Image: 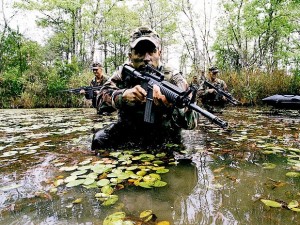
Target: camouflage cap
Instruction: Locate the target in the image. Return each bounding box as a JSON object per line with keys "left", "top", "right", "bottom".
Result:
{"left": 209, "top": 66, "right": 219, "bottom": 73}
{"left": 91, "top": 62, "right": 103, "bottom": 70}
{"left": 129, "top": 26, "right": 161, "bottom": 49}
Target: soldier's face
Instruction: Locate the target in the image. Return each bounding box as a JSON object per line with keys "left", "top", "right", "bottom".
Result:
{"left": 129, "top": 41, "right": 161, "bottom": 69}
{"left": 93, "top": 68, "right": 103, "bottom": 78}
{"left": 209, "top": 72, "right": 218, "bottom": 81}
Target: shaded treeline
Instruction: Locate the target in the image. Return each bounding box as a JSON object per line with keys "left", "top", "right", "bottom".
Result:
{"left": 0, "top": 0, "right": 299, "bottom": 108}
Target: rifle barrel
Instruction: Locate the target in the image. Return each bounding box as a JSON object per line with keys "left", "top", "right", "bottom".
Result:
{"left": 189, "top": 103, "right": 228, "bottom": 128}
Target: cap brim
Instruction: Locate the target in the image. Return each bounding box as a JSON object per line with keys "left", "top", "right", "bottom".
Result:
{"left": 130, "top": 37, "right": 159, "bottom": 49}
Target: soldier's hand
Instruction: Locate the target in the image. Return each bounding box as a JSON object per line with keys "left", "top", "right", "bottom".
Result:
{"left": 79, "top": 89, "right": 86, "bottom": 94}
{"left": 122, "top": 85, "right": 147, "bottom": 104}
{"left": 153, "top": 84, "right": 172, "bottom": 107}
{"left": 207, "top": 88, "right": 216, "bottom": 94}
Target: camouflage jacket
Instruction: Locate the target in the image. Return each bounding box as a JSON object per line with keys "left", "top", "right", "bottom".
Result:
{"left": 199, "top": 77, "right": 227, "bottom": 96}
{"left": 96, "top": 63, "right": 198, "bottom": 130}
{"left": 87, "top": 75, "right": 109, "bottom": 108}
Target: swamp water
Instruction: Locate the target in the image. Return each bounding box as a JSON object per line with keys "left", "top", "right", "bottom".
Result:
{"left": 0, "top": 107, "right": 299, "bottom": 225}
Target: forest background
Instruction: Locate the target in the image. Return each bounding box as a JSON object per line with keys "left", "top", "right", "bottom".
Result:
{"left": 0, "top": 0, "right": 299, "bottom": 108}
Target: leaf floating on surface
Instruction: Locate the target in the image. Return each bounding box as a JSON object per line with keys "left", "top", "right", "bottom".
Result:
{"left": 97, "top": 179, "right": 110, "bottom": 187}
{"left": 64, "top": 176, "right": 77, "bottom": 183}
{"left": 140, "top": 209, "right": 153, "bottom": 222}
{"left": 290, "top": 208, "right": 300, "bottom": 212}
{"left": 101, "top": 185, "right": 114, "bottom": 195}
{"left": 286, "top": 172, "right": 300, "bottom": 178}
{"left": 59, "top": 166, "right": 78, "bottom": 172}
{"left": 103, "top": 212, "right": 126, "bottom": 225}
{"left": 262, "top": 163, "right": 276, "bottom": 169}
{"left": 102, "top": 195, "right": 119, "bottom": 206}
{"left": 288, "top": 200, "right": 299, "bottom": 209}
{"left": 66, "top": 179, "right": 85, "bottom": 187}
{"left": 72, "top": 198, "right": 82, "bottom": 204}
{"left": 261, "top": 199, "right": 282, "bottom": 208}
{"left": 156, "top": 169, "right": 169, "bottom": 174}
{"left": 138, "top": 182, "right": 152, "bottom": 189}
{"left": 153, "top": 180, "right": 167, "bottom": 187}
{"left": 71, "top": 170, "right": 87, "bottom": 176}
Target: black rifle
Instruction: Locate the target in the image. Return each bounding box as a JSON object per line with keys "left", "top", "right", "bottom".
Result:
{"left": 122, "top": 64, "right": 228, "bottom": 128}
{"left": 203, "top": 80, "right": 239, "bottom": 105}
{"left": 62, "top": 86, "right": 102, "bottom": 99}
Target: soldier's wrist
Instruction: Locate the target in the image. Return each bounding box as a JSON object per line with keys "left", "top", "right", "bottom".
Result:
{"left": 112, "top": 89, "right": 127, "bottom": 109}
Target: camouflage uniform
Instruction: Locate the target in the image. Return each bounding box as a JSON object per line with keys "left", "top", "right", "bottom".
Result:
{"left": 85, "top": 76, "right": 106, "bottom": 108}
{"left": 199, "top": 69, "right": 228, "bottom": 112}
{"left": 85, "top": 63, "right": 109, "bottom": 114}
{"left": 91, "top": 63, "right": 198, "bottom": 151}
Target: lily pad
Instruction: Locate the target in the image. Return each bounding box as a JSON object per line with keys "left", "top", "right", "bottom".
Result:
{"left": 262, "top": 163, "right": 276, "bottom": 169}
{"left": 156, "top": 169, "right": 169, "bottom": 174}
{"left": 152, "top": 180, "right": 167, "bottom": 187}
{"left": 261, "top": 199, "right": 282, "bottom": 208}
{"left": 97, "top": 179, "right": 110, "bottom": 187}
{"left": 286, "top": 172, "right": 300, "bottom": 178}
{"left": 288, "top": 200, "right": 299, "bottom": 209}
{"left": 101, "top": 185, "right": 114, "bottom": 195}
{"left": 71, "top": 170, "right": 87, "bottom": 176}
{"left": 59, "top": 166, "right": 78, "bottom": 172}
{"left": 102, "top": 195, "right": 119, "bottom": 206}
{"left": 103, "top": 212, "right": 126, "bottom": 225}
{"left": 66, "top": 179, "right": 85, "bottom": 187}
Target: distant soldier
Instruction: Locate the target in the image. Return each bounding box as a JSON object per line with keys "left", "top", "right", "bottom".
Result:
{"left": 199, "top": 66, "right": 228, "bottom": 112}
{"left": 80, "top": 62, "right": 109, "bottom": 114}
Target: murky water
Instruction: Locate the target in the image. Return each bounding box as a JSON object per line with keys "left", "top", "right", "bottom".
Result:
{"left": 0, "top": 107, "right": 299, "bottom": 225}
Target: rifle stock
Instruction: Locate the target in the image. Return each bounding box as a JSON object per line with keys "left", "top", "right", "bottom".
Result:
{"left": 122, "top": 64, "right": 228, "bottom": 128}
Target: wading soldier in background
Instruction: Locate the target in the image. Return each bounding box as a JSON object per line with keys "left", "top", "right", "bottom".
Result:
{"left": 91, "top": 26, "right": 198, "bottom": 153}
{"left": 198, "top": 66, "right": 228, "bottom": 113}
{"left": 80, "top": 62, "right": 109, "bottom": 114}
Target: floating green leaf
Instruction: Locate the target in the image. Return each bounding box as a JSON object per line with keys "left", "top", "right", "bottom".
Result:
{"left": 101, "top": 185, "right": 114, "bottom": 195}
{"left": 138, "top": 182, "right": 152, "bottom": 188}
{"left": 97, "top": 179, "right": 110, "bottom": 187}
{"left": 153, "top": 180, "right": 167, "bottom": 187}
{"left": 261, "top": 199, "right": 282, "bottom": 208}
{"left": 288, "top": 200, "right": 299, "bottom": 209}
{"left": 156, "top": 169, "right": 169, "bottom": 174}
{"left": 102, "top": 195, "right": 119, "bottom": 206}
{"left": 66, "top": 179, "right": 85, "bottom": 187}
{"left": 71, "top": 170, "right": 87, "bottom": 176}
{"left": 262, "top": 163, "right": 276, "bottom": 169}
{"left": 64, "top": 176, "right": 77, "bottom": 183}
{"left": 140, "top": 209, "right": 153, "bottom": 222}
{"left": 59, "top": 166, "right": 78, "bottom": 172}
{"left": 290, "top": 208, "right": 300, "bottom": 212}
{"left": 286, "top": 172, "right": 300, "bottom": 178}
{"left": 83, "top": 177, "right": 95, "bottom": 185}
{"left": 103, "top": 212, "right": 126, "bottom": 225}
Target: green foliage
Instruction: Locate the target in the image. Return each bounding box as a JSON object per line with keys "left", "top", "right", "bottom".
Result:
{"left": 214, "top": 0, "right": 300, "bottom": 72}
{"left": 221, "top": 69, "right": 298, "bottom": 106}
{"left": 0, "top": 69, "right": 24, "bottom": 107}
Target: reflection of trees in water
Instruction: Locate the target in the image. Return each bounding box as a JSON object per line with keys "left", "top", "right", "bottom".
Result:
{"left": 172, "top": 154, "right": 238, "bottom": 225}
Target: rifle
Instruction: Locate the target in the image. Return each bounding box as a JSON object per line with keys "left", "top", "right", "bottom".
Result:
{"left": 62, "top": 86, "right": 102, "bottom": 99}
{"left": 122, "top": 64, "right": 228, "bottom": 129}
{"left": 203, "top": 80, "right": 240, "bottom": 105}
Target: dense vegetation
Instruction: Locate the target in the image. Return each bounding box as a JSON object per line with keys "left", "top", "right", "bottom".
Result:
{"left": 0, "top": 0, "right": 299, "bottom": 108}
